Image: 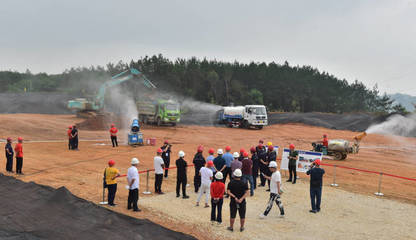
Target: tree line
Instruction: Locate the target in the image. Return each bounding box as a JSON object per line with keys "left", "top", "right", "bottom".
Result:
{"left": 0, "top": 54, "right": 407, "bottom": 114}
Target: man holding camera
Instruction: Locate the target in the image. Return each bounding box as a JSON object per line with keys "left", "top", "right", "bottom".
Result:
{"left": 306, "top": 159, "right": 325, "bottom": 213}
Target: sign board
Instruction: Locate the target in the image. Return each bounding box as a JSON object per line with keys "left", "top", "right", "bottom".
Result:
{"left": 280, "top": 148, "right": 322, "bottom": 173}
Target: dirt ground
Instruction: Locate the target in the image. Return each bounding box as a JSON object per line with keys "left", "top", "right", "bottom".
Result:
{"left": 1, "top": 114, "right": 416, "bottom": 239}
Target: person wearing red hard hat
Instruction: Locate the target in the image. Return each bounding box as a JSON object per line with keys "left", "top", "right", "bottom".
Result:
{"left": 67, "top": 126, "right": 73, "bottom": 150}
{"left": 250, "top": 147, "right": 260, "bottom": 190}
{"left": 222, "top": 146, "right": 234, "bottom": 185}
{"left": 104, "top": 159, "right": 120, "bottom": 206}
{"left": 256, "top": 142, "right": 267, "bottom": 188}
{"left": 196, "top": 157, "right": 213, "bottom": 207}
{"left": 5, "top": 137, "right": 14, "bottom": 173}
{"left": 154, "top": 148, "right": 165, "bottom": 194}
{"left": 160, "top": 140, "right": 172, "bottom": 178}
{"left": 14, "top": 137, "right": 24, "bottom": 174}
{"left": 241, "top": 151, "right": 254, "bottom": 196}
{"left": 287, "top": 144, "right": 299, "bottom": 184}
{"left": 70, "top": 125, "right": 79, "bottom": 150}
{"left": 306, "top": 158, "right": 325, "bottom": 213}
{"left": 109, "top": 124, "right": 118, "bottom": 148}
{"left": 206, "top": 148, "right": 215, "bottom": 165}
{"left": 238, "top": 148, "right": 245, "bottom": 162}
{"left": 193, "top": 145, "right": 206, "bottom": 193}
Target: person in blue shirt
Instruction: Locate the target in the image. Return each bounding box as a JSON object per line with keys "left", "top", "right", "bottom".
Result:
{"left": 213, "top": 149, "right": 226, "bottom": 180}
{"left": 5, "top": 137, "right": 14, "bottom": 172}
{"left": 222, "top": 146, "right": 234, "bottom": 184}
{"left": 306, "top": 159, "right": 325, "bottom": 213}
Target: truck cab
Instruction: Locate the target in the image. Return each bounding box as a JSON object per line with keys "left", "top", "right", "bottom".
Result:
{"left": 244, "top": 105, "right": 268, "bottom": 129}
{"left": 158, "top": 100, "right": 181, "bottom": 126}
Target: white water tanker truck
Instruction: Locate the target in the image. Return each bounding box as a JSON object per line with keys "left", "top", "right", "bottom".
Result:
{"left": 218, "top": 105, "right": 268, "bottom": 129}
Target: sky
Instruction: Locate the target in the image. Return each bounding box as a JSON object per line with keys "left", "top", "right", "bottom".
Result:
{"left": 1, "top": 0, "right": 415, "bottom": 94}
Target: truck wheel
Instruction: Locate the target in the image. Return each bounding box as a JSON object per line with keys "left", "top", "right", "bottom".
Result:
{"left": 334, "top": 152, "right": 343, "bottom": 160}
{"left": 157, "top": 118, "right": 161, "bottom": 126}
{"left": 341, "top": 153, "right": 347, "bottom": 160}
{"left": 171, "top": 122, "right": 176, "bottom": 127}
{"left": 257, "top": 126, "right": 263, "bottom": 130}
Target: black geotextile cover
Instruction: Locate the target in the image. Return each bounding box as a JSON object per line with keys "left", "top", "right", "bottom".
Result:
{"left": 0, "top": 174, "right": 196, "bottom": 240}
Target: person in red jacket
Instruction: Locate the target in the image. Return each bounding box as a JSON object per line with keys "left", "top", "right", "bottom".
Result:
{"left": 210, "top": 171, "right": 225, "bottom": 224}
{"left": 109, "top": 124, "right": 118, "bottom": 147}
{"left": 67, "top": 126, "right": 73, "bottom": 150}
{"left": 15, "top": 137, "right": 24, "bottom": 175}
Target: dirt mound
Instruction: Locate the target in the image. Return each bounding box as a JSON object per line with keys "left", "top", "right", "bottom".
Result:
{"left": 0, "top": 92, "right": 75, "bottom": 114}
{"left": 268, "top": 112, "right": 388, "bottom": 132}
{"left": 0, "top": 174, "right": 196, "bottom": 240}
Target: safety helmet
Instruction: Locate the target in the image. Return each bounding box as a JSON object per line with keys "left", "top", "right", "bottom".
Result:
{"left": 157, "top": 148, "right": 163, "bottom": 153}
{"left": 17, "top": 137, "right": 23, "bottom": 141}
{"left": 258, "top": 143, "right": 263, "bottom": 148}
{"left": 217, "top": 149, "right": 223, "bottom": 155}
{"left": 243, "top": 152, "right": 249, "bottom": 158}
{"left": 289, "top": 144, "right": 295, "bottom": 150}
{"left": 240, "top": 148, "right": 245, "bottom": 153}
{"left": 250, "top": 147, "right": 256, "bottom": 153}
{"left": 267, "top": 142, "right": 273, "bottom": 146}
{"left": 7, "top": 137, "right": 12, "bottom": 142}
{"left": 233, "top": 169, "right": 242, "bottom": 177}
{"left": 225, "top": 146, "right": 231, "bottom": 152}
{"left": 111, "top": 123, "right": 115, "bottom": 127}
{"left": 131, "top": 158, "right": 139, "bottom": 165}
{"left": 233, "top": 152, "right": 239, "bottom": 158}
{"left": 164, "top": 140, "right": 169, "bottom": 144}
{"left": 108, "top": 159, "right": 115, "bottom": 166}
{"left": 314, "top": 159, "right": 321, "bottom": 165}
{"left": 268, "top": 161, "right": 278, "bottom": 168}
{"left": 323, "top": 134, "right": 328, "bottom": 138}
{"left": 208, "top": 148, "right": 215, "bottom": 154}
{"left": 197, "top": 145, "right": 204, "bottom": 153}
{"left": 259, "top": 139, "right": 264, "bottom": 144}
{"left": 179, "top": 150, "right": 185, "bottom": 157}
{"left": 268, "top": 145, "right": 274, "bottom": 151}
{"left": 68, "top": 126, "right": 72, "bottom": 129}
{"left": 207, "top": 161, "right": 214, "bottom": 167}
{"left": 215, "top": 171, "right": 223, "bottom": 180}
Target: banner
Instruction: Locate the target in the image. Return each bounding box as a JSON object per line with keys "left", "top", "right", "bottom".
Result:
{"left": 280, "top": 148, "right": 322, "bottom": 173}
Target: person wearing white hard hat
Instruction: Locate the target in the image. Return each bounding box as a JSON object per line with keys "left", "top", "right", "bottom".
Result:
{"left": 259, "top": 161, "right": 284, "bottom": 219}
{"left": 213, "top": 149, "right": 226, "bottom": 178}
{"left": 175, "top": 151, "right": 189, "bottom": 199}
{"left": 127, "top": 158, "right": 141, "bottom": 212}
{"left": 210, "top": 171, "right": 225, "bottom": 224}
{"left": 227, "top": 169, "right": 249, "bottom": 232}
{"left": 230, "top": 152, "right": 242, "bottom": 175}
{"left": 196, "top": 161, "right": 213, "bottom": 207}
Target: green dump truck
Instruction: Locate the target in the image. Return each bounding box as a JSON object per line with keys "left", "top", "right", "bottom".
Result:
{"left": 137, "top": 99, "right": 181, "bottom": 126}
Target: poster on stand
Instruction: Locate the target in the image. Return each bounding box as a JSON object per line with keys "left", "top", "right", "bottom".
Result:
{"left": 280, "top": 149, "right": 322, "bottom": 173}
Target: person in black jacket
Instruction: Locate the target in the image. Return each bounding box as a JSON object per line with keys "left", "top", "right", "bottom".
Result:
{"left": 250, "top": 147, "right": 259, "bottom": 189}
{"left": 161, "top": 140, "right": 172, "bottom": 178}
{"left": 287, "top": 144, "right": 299, "bottom": 184}
{"left": 193, "top": 145, "right": 206, "bottom": 193}
{"left": 71, "top": 125, "right": 79, "bottom": 150}
{"left": 176, "top": 151, "right": 189, "bottom": 199}
{"left": 5, "top": 137, "right": 14, "bottom": 172}
{"left": 256, "top": 142, "right": 267, "bottom": 187}
{"left": 306, "top": 159, "right": 325, "bottom": 213}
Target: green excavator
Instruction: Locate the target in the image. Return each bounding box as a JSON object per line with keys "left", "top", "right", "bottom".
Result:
{"left": 67, "top": 68, "right": 156, "bottom": 118}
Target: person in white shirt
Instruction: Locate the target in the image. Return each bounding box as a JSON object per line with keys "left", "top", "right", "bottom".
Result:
{"left": 154, "top": 148, "right": 165, "bottom": 194}
{"left": 196, "top": 161, "right": 214, "bottom": 207}
{"left": 127, "top": 157, "right": 141, "bottom": 212}
{"left": 260, "top": 161, "right": 285, "bottom": 218}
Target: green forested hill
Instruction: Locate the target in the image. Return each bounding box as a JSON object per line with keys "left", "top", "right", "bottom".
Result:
{"left": 0, "top": 54, "right": 401, "bottom": 113}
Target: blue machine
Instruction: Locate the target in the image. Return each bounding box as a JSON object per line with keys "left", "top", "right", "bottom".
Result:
{"left": 128, "top": 119, "right": 143, "bottom": 146}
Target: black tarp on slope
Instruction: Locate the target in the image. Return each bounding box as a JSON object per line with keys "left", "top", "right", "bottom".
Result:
{"left": 0, "top": 175, "right": 196, "bottom": 240}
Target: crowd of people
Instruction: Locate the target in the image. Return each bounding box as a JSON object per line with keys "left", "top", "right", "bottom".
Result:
{"left": 100, "top": 134, "right": 326, "bottom": 233}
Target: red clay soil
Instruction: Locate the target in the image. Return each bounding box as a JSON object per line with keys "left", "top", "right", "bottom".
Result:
{"left": 1, "top": 114, "right": 415, "bottom": 238}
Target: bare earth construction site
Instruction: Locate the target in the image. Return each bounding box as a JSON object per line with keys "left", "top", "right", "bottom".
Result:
{"left": 0, "top": 114, "right": 415, "bottom": 240}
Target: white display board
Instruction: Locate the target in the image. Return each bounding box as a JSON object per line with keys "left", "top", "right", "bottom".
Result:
{"left": 280, "top": 148, "right": 323, "bottom": 173}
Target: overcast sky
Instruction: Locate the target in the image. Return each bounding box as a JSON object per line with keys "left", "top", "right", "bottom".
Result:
{"left": 1, "top": 0, "right": 415, "bottom": 94}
